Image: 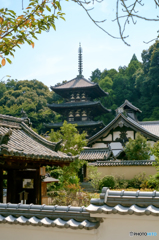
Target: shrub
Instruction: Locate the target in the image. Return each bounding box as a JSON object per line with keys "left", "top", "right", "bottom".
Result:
{"left": 115, "top": 176, "right": 128, "bottom": 189}
{"left": 87, "top": 165, "right": 102, "bottom": 190}
{"left": 146, "top": 173, "right": 159, "bottom": 190}
{"left": 127, "top": 173, "right": 146, "bottom": 189}
{"left": 47, "top": 184, "right": 96, "bottom": 207}
{"left": 99, "top": 175, "right": 116, "bottom": 190}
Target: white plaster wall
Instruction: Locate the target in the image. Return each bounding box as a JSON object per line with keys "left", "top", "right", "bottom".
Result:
{"left": 103, "top": 134, "right": 112, "bottom": 141}
{"left": 96, "top": 215, "right": 159, "bottom": 240}
{"left": 127, "top": 131, "right": 134, "bottom": 139}
{"left": 113, "top": 131, "right": 120, "bottom": 140}
{"left": 0, "top": 225, "right": 97, "bottom": 240}
{"left": 92, "top": 143, "right": 107, "bottom": 148}
{"left": 113, "top": 131, "right": 134, "bottom": 141}
{"left": 1, "top": 215, "right": 159, "bottom": 240}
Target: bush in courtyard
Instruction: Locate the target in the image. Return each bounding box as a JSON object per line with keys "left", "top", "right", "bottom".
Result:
{"left": 47, "top": 184, "right": 99, "bottom": 206}
{"left": 127, "top": 173, "right": 147, "bottom": 189}
{"left": 115, "top": 176, "right": 128, "bottom": 189}
{"left": 87, "top": 165, "right": 102, "bottom": 190}
{"left": 146, "top": 173, "right": 159, "bottom": 190}
{"left": 99, "top": 175, "right": 116, "bottom": 190}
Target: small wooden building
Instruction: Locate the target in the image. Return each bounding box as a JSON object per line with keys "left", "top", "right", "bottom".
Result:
{"left": 0, "top": 114, "right": 77, "bottom": 204}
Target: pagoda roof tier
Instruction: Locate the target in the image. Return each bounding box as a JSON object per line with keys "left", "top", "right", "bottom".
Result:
{"left": 47, "top": 101, "right": 110, "bottom": 116}
{"left": 44, "top": 120, "right": 105, "bottom": 129}
{"left": 51, "top": 77, "right": 108, "bottom": 99}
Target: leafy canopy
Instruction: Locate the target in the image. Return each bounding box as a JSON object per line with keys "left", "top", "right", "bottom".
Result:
{"left": 124, "top": 133, "right": 151, "bottom": 160}
{"left": 49, "top": 120, "right": 87, "bottom": 155}
{"left": 0, "top": 0, "right": 65, "bottom": 67}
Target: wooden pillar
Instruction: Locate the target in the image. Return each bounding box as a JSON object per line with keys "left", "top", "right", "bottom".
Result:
{"left": 0, "top": 168, "right": 3, "bottom": 203}
{"left": 7, "top": 170, "right": 17, "bottom": 203}
{"left": 35, "top": 169, "right": 41, "bottom": 205}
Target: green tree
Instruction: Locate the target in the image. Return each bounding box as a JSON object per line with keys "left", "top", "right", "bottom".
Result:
{"left": 89, "top": 68, "right": 101, "bottom": 83}
{"left": 49, "top": 120, "right": 87, "bottom": 155}
{"left": 99, "top": 76, "right": 113, "bottom": 93}
{"left": 124, "top": 133, "right": 151, "bottom": 160}
{"left": 0, "top": 79, "right": 55, "bottom": 133}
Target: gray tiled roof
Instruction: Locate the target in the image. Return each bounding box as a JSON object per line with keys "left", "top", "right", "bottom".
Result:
{"left": 140, "top": 121, "right": 159, "bottom": 137}
{"left": 89, "top": 187, "right": 159, "bottom": 207}
{"left": 79, "top": 148, "right": 111, "bottom": 161}
{"left": 90, "top": 160, "right": 155, "bottom": 166}
{"left": 51, "top": 78, "right": 108, "bottom": 99}
{"left": 0, "top": 203, "right": 100, "bottom": 230}
{"left": 44, "top": 120, "right": 105, "bottom": 129}
{"left": 0, "top": 114, "right": 76, "bottom": 162}
{"left": 52, "top": 77, "right": 96, "bottom": 89}
{"left": 48, "top": 101, "right": 110, "bottom": 113}
{"left": 86, "top": 204, "right": 159, "bottom": 216}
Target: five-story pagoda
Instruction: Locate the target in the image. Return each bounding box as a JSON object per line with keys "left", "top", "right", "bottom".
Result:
{"left": 45, "top": 44, "right": 110, "bottom": 137}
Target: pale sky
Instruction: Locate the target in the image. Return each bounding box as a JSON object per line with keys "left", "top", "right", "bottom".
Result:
{"left": 0, "top": 0, "right": 159, "bottom": 87}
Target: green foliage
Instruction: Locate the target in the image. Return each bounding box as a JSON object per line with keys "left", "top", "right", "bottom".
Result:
{"left": 0, "top": 0, "right": 65, "bottom": 66}
{"left": 124, "top": 133, "right": 151, "bottom": 160}
{"left": 151, "top": 141, "right": 159, "bottom": 164}
{"left": 48, "top": 188, "right": 99, "bottom": 207}
{"left": 49, "top": 120, "right": 87, "bottom": 155}
{"left": 146, "top": 173, "right": 159, "bottom": 190}
{"left": 46, "top": 159, "right": 86, "bottom": 191}
{"left": 114, "top": 176, "right": 128, "bottom": 189}
{"left": 89, "top": 68, "right": 101, "bottom": 83}
{"left": 0, "top": 79, "right": 57, "bottom": 133}
{"left": 88, "top": 41, "right": 159, "bottom": 125}
{"left": 99, "top": 175, "right": 116, "bottom": 190}
{"left": 87, "top": 166, "right": 102, "bottom": 190}
{"left": 127, "top": 173, "right": 147, "bottom": 189}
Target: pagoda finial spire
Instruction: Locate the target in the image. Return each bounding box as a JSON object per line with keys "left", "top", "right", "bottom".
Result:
{"left": 78, "top": 43, "right": 83, "bottom": 78}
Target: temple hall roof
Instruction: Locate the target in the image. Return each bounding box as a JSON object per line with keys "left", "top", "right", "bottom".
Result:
{"left": 88, "top": 113, "right": 159, "bottom": 145}
{"left": 0, "top": 114, "right": 77, "bottom": 163}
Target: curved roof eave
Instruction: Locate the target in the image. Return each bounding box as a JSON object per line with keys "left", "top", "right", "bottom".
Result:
{"left": 47, "top": 101, "right": 111, "bottom": 112}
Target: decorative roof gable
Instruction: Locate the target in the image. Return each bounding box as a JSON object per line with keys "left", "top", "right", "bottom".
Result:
{"left": 116, "top": 100, "right": 142, "bottom": 113}
{"left": 88, "top": 113, "right": 159, "bottom": 145}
